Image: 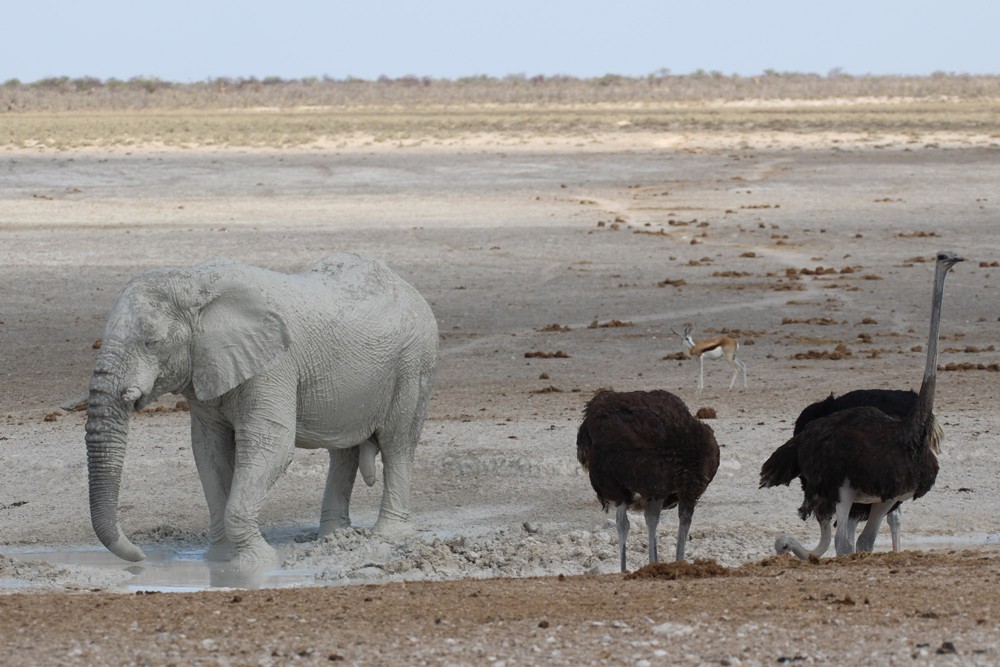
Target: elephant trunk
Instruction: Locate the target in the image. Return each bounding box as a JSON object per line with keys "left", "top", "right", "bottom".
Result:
{"left": 85, "top": 364, "right": 146, "bottom": 562}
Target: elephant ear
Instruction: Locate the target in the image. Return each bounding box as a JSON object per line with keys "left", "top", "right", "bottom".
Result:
{"left": 191, "top": 283, "right": 292, "bottom": 401}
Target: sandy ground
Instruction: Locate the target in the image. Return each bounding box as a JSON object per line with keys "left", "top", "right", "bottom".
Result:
{"left": 1, "top": 130, "right": 1000, "bottom": 664}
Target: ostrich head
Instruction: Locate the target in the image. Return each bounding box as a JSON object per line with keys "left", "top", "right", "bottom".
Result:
{"left": 935, "top": 250, "right": 964, "bottom": 269}
{"left": 774, "top": 534, "right": 825, "bottom": 561}
{"left": 774, "top": 535, "right": 794, "bottom": 555}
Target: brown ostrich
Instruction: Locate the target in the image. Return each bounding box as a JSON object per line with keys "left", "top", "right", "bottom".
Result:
{"left": 577, "top": 389, "right": 720, "bottom": 571}
{"left": 760, "top": 251, "right": 963, "bottom": 558}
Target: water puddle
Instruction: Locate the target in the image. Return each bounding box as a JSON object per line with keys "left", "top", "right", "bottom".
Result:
{"left": 3, "top": 531, "right": 998, "bottom": 593}
{"left": 4, "top": 545, "right": 319, "bottom": 592}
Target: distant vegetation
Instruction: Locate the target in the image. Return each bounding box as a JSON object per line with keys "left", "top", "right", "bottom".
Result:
{"left": 3, "top": 73, "right": 998, "bottom": 150}
{"left": 3, "top": 72, "right": 1000, "bottom": 111}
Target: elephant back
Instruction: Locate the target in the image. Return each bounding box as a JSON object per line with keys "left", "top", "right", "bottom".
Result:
{"left": 302, "top": 253, "right": 436, "bottom": 342}
{"left": 305, "top": 253, "right": 403, "bottom": 299}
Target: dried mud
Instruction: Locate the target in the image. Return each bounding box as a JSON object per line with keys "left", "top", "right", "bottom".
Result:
{"left": 1, "top": 127, "right": 999, "bottom": 664}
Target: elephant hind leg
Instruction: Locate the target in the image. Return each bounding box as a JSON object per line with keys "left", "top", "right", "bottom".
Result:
{"left": 372, "top": 371, "right": 433, "bottom": 536}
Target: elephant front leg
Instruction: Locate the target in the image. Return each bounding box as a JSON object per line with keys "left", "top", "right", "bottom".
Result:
{"left": 226, "top": 417, "right": 296, "bottom": 567}
{"left": 319, "top": 446, "right": 360, "bottom": 538}
{"left": 190, "top": 408, "right": 236, "bottom": 562}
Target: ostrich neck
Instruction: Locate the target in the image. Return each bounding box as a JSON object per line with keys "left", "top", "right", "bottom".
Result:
{"left": 912, "top": 263, "right": 950, "bottom": 428}
{"left": 779, "top": 520, "right": 832, "bottom": 560}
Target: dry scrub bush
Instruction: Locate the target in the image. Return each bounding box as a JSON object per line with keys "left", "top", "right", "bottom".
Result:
{"left": 5, "top": 73, "right": 1000, "bottom": 112}
{"left": 5, "top": 74, "right": 1000, "bottom": 150}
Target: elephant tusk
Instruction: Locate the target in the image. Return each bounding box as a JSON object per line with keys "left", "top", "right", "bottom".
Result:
{"left": 121, "top": 387, "right": 142, "bottom": 405}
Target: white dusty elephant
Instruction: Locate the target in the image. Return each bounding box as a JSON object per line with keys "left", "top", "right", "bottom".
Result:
{"left": 85, "top": 253, "right": 438, "bottom": 566}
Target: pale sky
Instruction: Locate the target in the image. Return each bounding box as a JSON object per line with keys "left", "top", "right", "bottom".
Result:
{"left": 4, "top": 1, "right": 999, "bottom": 83}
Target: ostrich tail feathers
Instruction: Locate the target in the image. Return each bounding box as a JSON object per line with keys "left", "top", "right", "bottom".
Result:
{"left": 760, "top": 439, "right": 800, "bottom": 488}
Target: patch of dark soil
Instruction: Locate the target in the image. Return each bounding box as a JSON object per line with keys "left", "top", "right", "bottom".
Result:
{"left": 792, "top": 344, "right": 853, "bottom": 360}
{"left": 939, "top": 362, "right": 1000, "bottom": 372}
{"left": 626, "top": 558, "right": 729, "bottom": 580}
{"left": 588, "top": 319, "right": 634, "bottom": 328}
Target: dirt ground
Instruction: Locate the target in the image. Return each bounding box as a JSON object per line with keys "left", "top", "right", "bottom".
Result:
{"left": 1, "top": 123, "right": 999, "bottom": 665}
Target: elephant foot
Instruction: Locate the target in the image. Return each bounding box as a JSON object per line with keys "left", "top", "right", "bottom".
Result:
{"left": 205, "top": 541, "right": 236, "bottom": 562}
{"left": 318, "top": 520, "right": 352, "bottom": 541}
{"left": 230, "top": 540, "right": 278, "bottom": 569}
{"left": 373, "top": 516, "right": 413, "bottom": 539}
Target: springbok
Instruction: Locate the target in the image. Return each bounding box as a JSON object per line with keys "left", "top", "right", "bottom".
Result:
{"left": 672, "top": 327, "right": 747, "bottom": 391}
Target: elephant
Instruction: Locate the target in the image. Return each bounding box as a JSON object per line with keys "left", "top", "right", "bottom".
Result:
{"left": 85, "top": 252, "right": 438, "bottom": 566}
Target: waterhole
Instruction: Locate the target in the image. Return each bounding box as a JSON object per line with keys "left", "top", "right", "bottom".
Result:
{"left": 3, "top": 544, "right": 317, "bottom": 592}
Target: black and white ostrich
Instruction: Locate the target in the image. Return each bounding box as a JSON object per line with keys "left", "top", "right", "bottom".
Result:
{"left": 771, "top": 389, "right": 946, "bottom": 557}
{"left": 577, "top": 389, "right": 720, "bottom": 571}
{"left": 760, "top": 250, "right": 962, "bottom": 558}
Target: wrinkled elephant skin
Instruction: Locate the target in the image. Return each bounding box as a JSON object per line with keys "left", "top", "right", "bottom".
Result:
{"left": 85, "top": 253, "right": 438, "bottom": 566}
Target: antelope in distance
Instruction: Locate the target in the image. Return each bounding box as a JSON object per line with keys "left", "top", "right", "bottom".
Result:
{"left": 673, "top": 327, "right": 748, "bottom": 391}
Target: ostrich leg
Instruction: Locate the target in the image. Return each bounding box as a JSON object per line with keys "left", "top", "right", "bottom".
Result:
{"left": 856, "top": 499, "right": 897, "bottom": 552}
{"left": 676, "top": 501, "right": 695, "bottom": 562}
{"left": 887, "top": 507, "right": 902, "bottom": 551}
{"left": 834, "top": 483, "right": 858, "bottom": 556}
{"left": 643, "top": 498, "right": 664, "bottom": 565}
{"left": 616, "top": 504, "right": 630, "bottom": 572}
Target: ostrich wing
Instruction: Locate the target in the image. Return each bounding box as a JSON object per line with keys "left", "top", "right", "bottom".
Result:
{"left": 794, "top": 406, "right": 939, "bottom": 515}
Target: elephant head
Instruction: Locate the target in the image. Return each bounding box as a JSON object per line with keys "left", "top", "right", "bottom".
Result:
{"left": 86, "top": 261, "right": 291, "bottom": 561}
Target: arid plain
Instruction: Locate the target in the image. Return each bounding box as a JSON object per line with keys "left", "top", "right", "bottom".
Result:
{"left": 2, "top": 90, "right": 1000, "bottom": 664}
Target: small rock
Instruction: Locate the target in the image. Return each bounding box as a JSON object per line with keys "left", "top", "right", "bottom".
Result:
{"left": 651, "top": 621, "right": 693, "bottom": 637}
{"left": 936, "top": 642, "right": 957, "bottom": 655}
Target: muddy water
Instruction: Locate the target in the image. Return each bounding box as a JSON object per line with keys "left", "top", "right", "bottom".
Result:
{"left": 4, "top": 544, "right": 317, "bottom": 592}
{"left": 4, "top": 532, "right": 998, "bottom": 593}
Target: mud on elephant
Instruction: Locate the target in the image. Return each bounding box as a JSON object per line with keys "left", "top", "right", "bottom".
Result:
{"left": 85, "top": 253, "right": 438, "bottom": 566}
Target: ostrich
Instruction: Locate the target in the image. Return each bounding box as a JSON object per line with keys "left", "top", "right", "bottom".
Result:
{"left": 577, "top": 389, "right": 720, "bottom": 571}
{"left": 772, "top": 389, "right": 946, "bottom": 557}
{"left": 760, "top": 250, "right": 962, "bottom": 559}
